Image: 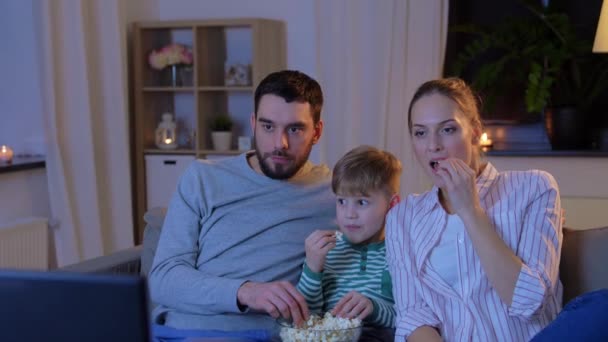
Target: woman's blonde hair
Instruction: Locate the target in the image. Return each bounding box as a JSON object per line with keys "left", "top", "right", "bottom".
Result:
{"left": 407, "top": 77, "right": 482, "bottom": 136}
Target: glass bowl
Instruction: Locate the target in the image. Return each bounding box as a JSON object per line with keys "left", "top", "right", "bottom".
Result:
{"left": 275, "top": 317, "right": 362, "bottom": 342}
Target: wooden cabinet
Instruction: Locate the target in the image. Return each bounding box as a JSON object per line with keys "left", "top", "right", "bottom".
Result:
{"left": 132, "top": 19, "right": 286, "bottom": 241}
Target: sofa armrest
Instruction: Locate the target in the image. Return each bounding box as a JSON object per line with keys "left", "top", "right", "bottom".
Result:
{"left": 61, "top": 245, "right": 143, "bottom": 275}
{"left": 560, "top": 226, "right": 608, "bottom": 303}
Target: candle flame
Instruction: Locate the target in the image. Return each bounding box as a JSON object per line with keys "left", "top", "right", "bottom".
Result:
{"left": 164, "top": 138, "right": 173, "bottom": 144}
{"left": 480, "top": 132, "right": 493, "bottom": 148}
{"left": 0, "top": 145, "right": 6, "bottom": 153}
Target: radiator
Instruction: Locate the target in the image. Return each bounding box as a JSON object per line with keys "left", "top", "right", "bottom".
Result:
{"left": 0, "top": 217, "right": 49, "bottom": 270}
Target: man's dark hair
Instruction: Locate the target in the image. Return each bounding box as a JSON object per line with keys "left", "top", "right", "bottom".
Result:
{"left": 254, "top": 70, "right": 323, "bottom": 124}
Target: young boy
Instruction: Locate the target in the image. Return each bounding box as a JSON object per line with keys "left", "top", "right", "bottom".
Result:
{"left": 297, "top": 145, "right": 401, "bottom": 332}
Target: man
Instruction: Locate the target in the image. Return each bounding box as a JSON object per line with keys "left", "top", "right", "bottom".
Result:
{"left": 149, "top": 70, "right": 336, "bottom": 332}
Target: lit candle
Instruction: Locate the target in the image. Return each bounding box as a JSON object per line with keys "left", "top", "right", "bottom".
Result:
{"left": 480, "top": 132, "right": 493, "bottom": 148}
{"left": 164, "top": 138, "right": 173, "bottom": 145}
{"left": 0, "top": 145, "right": 14, "bottom": 163}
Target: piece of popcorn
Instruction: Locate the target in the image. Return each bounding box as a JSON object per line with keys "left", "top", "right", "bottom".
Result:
{"left": 279, "top": 313, "right": 361, "bottom": 342}
{"left": 334, "top": 231, "right": 343, "bottom": 241}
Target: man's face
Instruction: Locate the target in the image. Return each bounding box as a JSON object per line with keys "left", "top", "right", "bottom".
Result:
{"left": 251, "top": 94, "right": 323, "bottom": 179}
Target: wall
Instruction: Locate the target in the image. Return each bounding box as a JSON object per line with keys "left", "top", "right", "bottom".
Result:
{"left": 0, "top": 1, "right": 45, "bottom": 155}
{"left": 0, "top": 1, "right": 49, "bottom": 227}
{"left": 487, "top": 156, "right": 608, "bottom": 230}
{"left": 126, "top": 0, "right": 160, "bottom": 23}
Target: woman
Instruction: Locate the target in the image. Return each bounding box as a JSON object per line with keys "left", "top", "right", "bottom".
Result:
{"left": 386, "top": 78, "right": 562, "bottom": 341}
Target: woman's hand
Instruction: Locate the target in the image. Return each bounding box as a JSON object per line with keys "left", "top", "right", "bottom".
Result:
{"left": 435, "top": 158, "right": 481, "bottom": 216}
{"left": 304, "top": 230, "right": 337, "bottom": 273}
{"left": 331, "top": 291, "right": 373, "bottom": 320}
{"left": 437, "top": 159, "right": 523, "bottom": 305}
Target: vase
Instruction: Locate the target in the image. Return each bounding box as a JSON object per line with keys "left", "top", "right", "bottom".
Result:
{"left": 166, "top": 65, "right": 193, "bottom": 87}
{"left": 179, "top": 67, "right": 193, "bottom": 87}
{"left": 544, "top": 106, "right": 590, "bottom": 150}
{"left": 211, "top": 131, "right": 232, "bottom": 151}
{"left": 170, "top": 64, "right": 179, "bottom": 87}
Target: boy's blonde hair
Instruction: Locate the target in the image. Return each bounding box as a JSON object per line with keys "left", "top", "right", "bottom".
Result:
{"left": 332, "top": 145, "right": 402, "bottom": 197}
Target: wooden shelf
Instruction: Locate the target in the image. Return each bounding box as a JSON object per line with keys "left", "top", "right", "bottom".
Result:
{"left": 132, "top": 19, "right": 286, "bottom": 243}
{"left": 198, "top": 86, "right": 254, "bottom": 92}
{"left": 142, "top": 87, "right": 196, "bottom": 92}
{"left": 143, "top": 149, "right": 196, "bottom": 155}
{"left": 198, "top": 149, "right": 243, "bottom": 155}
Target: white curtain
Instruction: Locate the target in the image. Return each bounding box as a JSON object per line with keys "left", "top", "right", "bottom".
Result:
{"left": 315, "top": 0, "right": 449, "bottom": 196}
{"left": 34, "top": 0, "right": 134, "bottom": 266}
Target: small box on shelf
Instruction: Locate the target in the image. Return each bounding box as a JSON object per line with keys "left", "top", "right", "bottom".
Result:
{"left": 238, "top": 136, "right": 252, "bottom": 151}
{"left": 224, "top": 62, "right": 252, "bottom": 87}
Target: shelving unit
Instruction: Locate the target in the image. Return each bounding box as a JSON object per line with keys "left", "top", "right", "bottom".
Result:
{"left": 131, "top": 19, "right": 286, "bottom": 241}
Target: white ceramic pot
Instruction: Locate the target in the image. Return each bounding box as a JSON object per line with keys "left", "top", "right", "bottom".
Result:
{"left": 211, "top": 131, "right": 232, "bottom": 151}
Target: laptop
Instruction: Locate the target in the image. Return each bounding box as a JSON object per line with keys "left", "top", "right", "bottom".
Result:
{"left": 0, "top": 269, "right": 150, "bottom": 342}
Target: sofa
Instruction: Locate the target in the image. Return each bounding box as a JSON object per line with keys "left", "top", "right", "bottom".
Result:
{"left": 61, "top": 207, "right": 608, "bottom": 304}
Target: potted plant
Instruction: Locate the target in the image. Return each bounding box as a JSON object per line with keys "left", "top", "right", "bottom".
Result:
{"left": 210, "top": 114, "right": 233, "bottom": 151}
{"left": 449, "top": 0, "right": 608, "bottom": 149}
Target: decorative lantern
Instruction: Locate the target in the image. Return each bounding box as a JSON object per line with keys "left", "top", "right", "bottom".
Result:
{"left": 155, "top": 113, "right": 178, "bottom": 149}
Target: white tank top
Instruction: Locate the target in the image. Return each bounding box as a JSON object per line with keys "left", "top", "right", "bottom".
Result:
{"left": 428, "top": 214, "right": 464, "bottom": 291}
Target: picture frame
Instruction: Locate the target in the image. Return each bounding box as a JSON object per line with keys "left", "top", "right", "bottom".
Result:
{"left": 224, "top": 62, "right": 251, "bottom": 86}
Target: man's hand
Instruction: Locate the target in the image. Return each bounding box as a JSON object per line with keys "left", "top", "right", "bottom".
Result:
{"left": 331, "top": 291, "right": 373, "bottom": 320}
{"left": 304, "top": 230, "right": 337, "bottom": 273}
{"left": 237, "top": 281, "right": 309, "bottom": 326}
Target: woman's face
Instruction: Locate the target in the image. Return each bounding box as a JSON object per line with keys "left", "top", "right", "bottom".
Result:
{"left": 410, "top": 93, "right": 480, "bottom": 188}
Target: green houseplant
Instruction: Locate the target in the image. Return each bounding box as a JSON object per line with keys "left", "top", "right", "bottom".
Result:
{"left": 210, "top": 114, "right": 233, "bottom": 132}
{"left": 210, "top": 114, "right": 233, "bottom": 151}
{"left": 449, "top": 0, "right": 608, "bottom": 149}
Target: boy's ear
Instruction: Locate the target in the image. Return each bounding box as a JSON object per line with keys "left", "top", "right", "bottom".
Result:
{"left": 389, "top": 194, "right": 401, "bottom": 209}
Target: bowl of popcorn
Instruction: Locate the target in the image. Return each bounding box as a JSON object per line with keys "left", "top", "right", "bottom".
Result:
{"left": 276, "top": 312, "right": 362, "bottom": 342}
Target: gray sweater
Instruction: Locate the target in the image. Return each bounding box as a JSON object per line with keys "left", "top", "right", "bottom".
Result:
{"left": 149, "top": 152, "right": 336, "bottom": 330}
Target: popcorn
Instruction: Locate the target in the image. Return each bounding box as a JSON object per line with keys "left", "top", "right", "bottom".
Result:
{"left": 334, "top": 231, "right": 344, "bottom": 241}
{"left": 279, "top": 312, "right": 361, "bottom": 342}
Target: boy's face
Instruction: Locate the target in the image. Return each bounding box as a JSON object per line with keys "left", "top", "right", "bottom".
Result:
{"left": 335, "top": 189, "right": 394, "bottom": 245}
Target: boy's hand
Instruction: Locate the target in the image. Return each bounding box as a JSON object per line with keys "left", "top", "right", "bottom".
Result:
{"left": 331, "top": 291, "right": 373, "bottom": 320}
{"left": 304, "top": 230, "right": 337, "bottom": 273}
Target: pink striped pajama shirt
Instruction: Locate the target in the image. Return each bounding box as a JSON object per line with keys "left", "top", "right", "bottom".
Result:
{"left": 386, "top": 163, "right": 563, "bottom": 341}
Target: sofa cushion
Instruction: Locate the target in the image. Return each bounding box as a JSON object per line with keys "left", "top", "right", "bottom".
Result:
{"left": 141, "top": 207, "right": 167, "bottom": 277}
{"left": 560, "top": 226, "right": 608, "bottom": 304}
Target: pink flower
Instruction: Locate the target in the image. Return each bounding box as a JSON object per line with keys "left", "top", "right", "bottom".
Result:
{"left": 148, "top": 43, "right": 193, "bottom": 70}
{"left": 148, "top": 51, "right": 167, "bottom": 70}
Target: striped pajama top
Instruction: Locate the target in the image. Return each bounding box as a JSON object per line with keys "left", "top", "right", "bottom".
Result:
{"left": 297, "top": 239, "right": 395, "bottom": 328}
{"left": 386, "top": 163, "right": 563, "bottom": 341}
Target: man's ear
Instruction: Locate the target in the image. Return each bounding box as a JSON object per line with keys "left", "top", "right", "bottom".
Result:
{"left": 250, "top": 112, "right": 256, "bottom": 135}
{"left": 389, "top": 194, "right": 401, "bottom": 209}
{"left": 311, "top": 120, "right": 323, "bottom": 145}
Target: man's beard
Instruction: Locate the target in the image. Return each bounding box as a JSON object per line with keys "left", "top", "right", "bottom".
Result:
{"left": 254, "top": 138, "right": 314, "bottom": 180}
